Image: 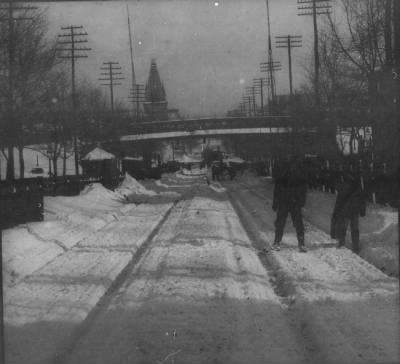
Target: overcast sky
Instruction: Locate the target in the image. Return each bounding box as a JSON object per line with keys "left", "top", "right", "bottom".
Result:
{"left": 43, "top": 0, "right": 317, "bottom": 117}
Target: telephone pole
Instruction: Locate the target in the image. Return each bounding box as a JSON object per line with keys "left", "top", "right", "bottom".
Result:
{"left": 242, "top": 95, "right": 252, "bottom": 116}
{"left": 239, "top": 102, "right": 247, "bottom": 116}
{"left": 246, "top": 86, "right": 257, "bottom": 116}
{"left": 260, "top": 61, "right": 281, "bottom": 108}
{"left": 56, "top": 25, "right": 91, "bottom": 175}
{"left": 275, "top": 35, "right": 302, "bottom": 104}
{"left": 298, "top": 0, "right": 331, "bottom": 107}
{"left": 99, "top": 62, "right": 125, "bottom": 113}
{"left": 264, "top": 0, "right": 279, "bottom": 106}
{"left": 128, "top": 84, "right": 145, "bottom": 121}
{"left": 0, "top": 1, "right": 36, "bottom": 181}
{"left": 253, "top": 77, "right": 270, "bottom": 116}
{"left": 393, "top": 0, "right": 400, "bottom": 254}
{"left": 0, "top": 3, "right": 36, "bottom": 360}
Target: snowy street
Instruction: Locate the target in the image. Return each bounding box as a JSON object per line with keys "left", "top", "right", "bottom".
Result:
{"left": 2, "top": 171, "right": 399, "bottom": 363}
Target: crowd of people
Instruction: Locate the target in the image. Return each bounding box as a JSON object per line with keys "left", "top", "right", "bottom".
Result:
{"left": 204, "top": 153, "right": 397, "bottom": 254}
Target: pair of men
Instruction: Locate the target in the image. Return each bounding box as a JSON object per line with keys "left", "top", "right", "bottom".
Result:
{"left": 271, "top": 155, "right": 365, "bottom": 254}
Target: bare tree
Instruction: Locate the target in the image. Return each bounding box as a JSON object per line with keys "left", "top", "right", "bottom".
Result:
{"left": 0, "top": 8, "right": 60, "bottom": 180}
{"left": 327, "top": 0, "right": 388, "bottom": 75}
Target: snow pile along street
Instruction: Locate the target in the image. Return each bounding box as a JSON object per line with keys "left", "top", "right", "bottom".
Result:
{"left": 115, "top": 172, "right": 157, "bottom": 197}
{"left": 3, "top": 180, "right": 175, "bottom": 364}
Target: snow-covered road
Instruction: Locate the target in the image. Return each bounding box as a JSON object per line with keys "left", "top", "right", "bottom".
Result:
{"left": 3, "top": 171, "right": 399, "bottom": 363}
{"left": 60, "top": 195, "right": 313, "bottom": 364}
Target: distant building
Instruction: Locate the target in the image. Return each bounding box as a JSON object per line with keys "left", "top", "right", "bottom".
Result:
{"left": 143, "top": 59, "right": 168, "bottom": 121}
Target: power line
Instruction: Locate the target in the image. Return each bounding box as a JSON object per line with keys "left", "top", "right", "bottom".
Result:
{"left": 276, "top": 35, "right": 303, "bottom": 104}
{"left": 98, "top": 61, "right": 125, "bottom": 113}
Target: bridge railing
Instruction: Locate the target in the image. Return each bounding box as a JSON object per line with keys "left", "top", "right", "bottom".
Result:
{"left": 125, "top": 116, "right": 293, "bottom": 135}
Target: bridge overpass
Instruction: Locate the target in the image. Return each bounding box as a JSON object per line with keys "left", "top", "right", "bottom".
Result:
{"left": 119, "top": 115, "right": 319, "bottom": 142}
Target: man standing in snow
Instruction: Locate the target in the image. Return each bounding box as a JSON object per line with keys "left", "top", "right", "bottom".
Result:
{"left": 272, "top": 154, "right": 308, "bottom": 252}
{"left": 331, "top": 172, "right": 366, "bottom": 254}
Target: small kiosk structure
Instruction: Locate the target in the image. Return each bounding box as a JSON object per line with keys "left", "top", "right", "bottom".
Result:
{"left": 81, "top": 147, "right": 121, "bottom": 188}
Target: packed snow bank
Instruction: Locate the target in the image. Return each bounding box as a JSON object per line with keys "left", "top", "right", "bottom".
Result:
{"left": 81, "top": 183, "right": 125, "bottom": 202}
{"left": 45, "top": 184, "right": 125, "bottom": 217}
{"left": 115, "top": 173, "right": 157, "bottom": 197}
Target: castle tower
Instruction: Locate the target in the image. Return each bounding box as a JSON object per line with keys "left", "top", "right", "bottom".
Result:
{"left": 143, "top": 59, "right": 168, "bottom": 121}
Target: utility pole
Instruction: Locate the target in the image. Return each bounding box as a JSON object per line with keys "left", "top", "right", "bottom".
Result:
{"left": 239, "top": 102, "right": 246, "bottom": 116}
{"left": 264, "top": 0, "right": 279, "bottom": 107}
{"left": 297, "top": 0, "right": 331, "bottom": 107}
{"left": 0, "top": 1, "right": 36, "bottom": 181}
{"left": 276, "top": 35, "right": 302, "bottom": 105}
{"left": 126, "top": 4, "right": 136, "bottom": 87}
{"left": 246, "top": 86, "right": 257, "bottom": 116}
{"left": 242, "top": 95, "right": 252, "bottom": 116}
{"left": 253, "top": 77, "right": 270, "bottom": 116}
{"left": 0, "top": 3, "right": 35, "bottom": 361}
{"left": 56, "top": 25, "right": 91, "bottom": 175}
{"left": 393, "top": 0, "right": 400, "bottom": 256}
{"left": 128, "top": 84, "right": 145, "bottom": 121}
{"left": 260, "top": 61, "right": 281, "bottom": 108}
{"left": 99, "top": 62, "right": 124, "bottom": 113}
{"left": 126, "top": 3, "right": 140, "bottom": 118}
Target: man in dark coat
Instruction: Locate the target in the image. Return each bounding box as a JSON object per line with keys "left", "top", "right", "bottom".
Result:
{"left": 272, "top": 155, "right": 308, "bottom": 252}
{"left": 331, "top": 172, "right": 366, "bottom": 254}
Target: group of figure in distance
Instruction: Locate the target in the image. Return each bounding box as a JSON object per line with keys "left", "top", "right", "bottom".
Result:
{"left": 271, "top": 153, "right": 366, "bottom": 253}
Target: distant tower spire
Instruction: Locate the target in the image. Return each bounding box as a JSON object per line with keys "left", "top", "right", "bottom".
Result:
{"left": 143, "top": 59, "right": 168, "bottom": 120}
{"left": 145, "top": 59, "right": 166, "bottom": 102}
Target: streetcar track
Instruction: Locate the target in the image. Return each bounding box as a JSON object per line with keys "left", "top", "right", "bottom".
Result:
{"left": 225, "top": 183, "right": 323, "bottom": 363}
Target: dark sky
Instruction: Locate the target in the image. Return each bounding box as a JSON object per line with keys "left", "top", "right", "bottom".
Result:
{"left": 44, "top": 0, "right": 315, "bottom": 117}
